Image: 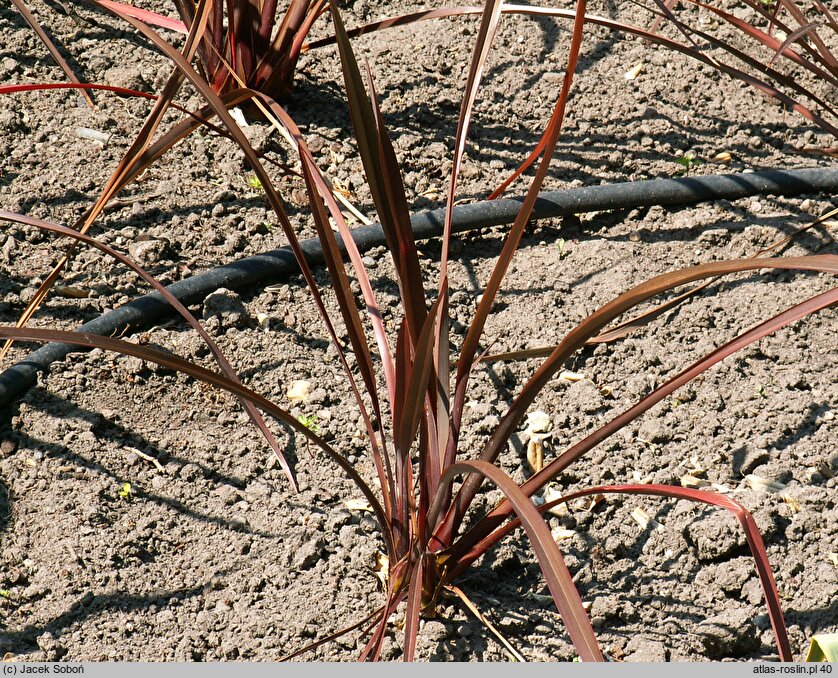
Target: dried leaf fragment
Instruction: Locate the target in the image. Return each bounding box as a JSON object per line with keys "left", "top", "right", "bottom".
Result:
{"left": 286, "top": 380, "right": 311, "bottom": 403}
{"left": 551, "top": 526, "right": 577, "bottom": 542}
{"left": 625, "top": 62, "right": 644, "bottom": 80}
{"left": 744, "top": 474, "right": 786, "bottom": 493}
{"left": 525, "top": 410, "right": 551, "bottom": 433}
{"left": 229, "top": 107, "right": 248, "bottom": 127}
{"left": 780, "top": 494, "right": 801, "bottom": 513}
{"left": 54, "top": 285, "right": 89, "bottom": 299}
{"left": 344, "top": 498, "right": 373, "bottom": 512}
{"left": 76, "top": 127, "right": 111, "bottom": 144}
{"left": 688, "top": 456, "right": 707, "bottom": 477}
{"left": 332, "top": 177, "right": 352, "bottom": 199}
{"left": 127, "top": 447, "right": 164, "bottom": 472}
{"left": 631, "top": 506, "right": 662, "bottom": 531}
{"left": 525, "top": 591, "right": 553, "bottom": 605}
{"left": 527, "top": 438, "right": 544, "bottom": 473}
{"left": 373, "top": 552, "right": 389, "bottom": 589}
{"left": 681, "top": 474, "right": 711, "bottom": 488}
{"left": 543, "top": 485, "right": 569, "bottom": 516}
{"left": 583, "top": 493, "right": 605, "bottom": 511}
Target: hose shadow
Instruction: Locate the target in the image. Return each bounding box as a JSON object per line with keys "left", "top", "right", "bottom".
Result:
{"left": 0, "top": 580, "right": 211, "bottom": 657}
{"left": 8, "top": 389, "right": 287, "bottom": 539}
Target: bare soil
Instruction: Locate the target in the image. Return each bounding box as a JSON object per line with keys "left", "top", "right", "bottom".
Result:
{"left": 0, "top": 0, "right": 836, "bottom": 662}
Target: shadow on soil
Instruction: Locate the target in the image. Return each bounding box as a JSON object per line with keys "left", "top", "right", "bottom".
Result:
{"left": 4, "top": 389, "right": 288, "bottom": 539}
{"left": 0, "top": 581, "right": 214, "bottom": 658}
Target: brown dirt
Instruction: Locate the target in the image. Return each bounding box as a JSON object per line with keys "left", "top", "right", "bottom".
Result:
{"left": 0, "top": 0, "right": 836, "bottom": 662}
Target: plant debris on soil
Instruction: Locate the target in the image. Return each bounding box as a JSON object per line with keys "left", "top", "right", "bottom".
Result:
{"left": 0, "top": 0, "right": 836, "bottom": 662}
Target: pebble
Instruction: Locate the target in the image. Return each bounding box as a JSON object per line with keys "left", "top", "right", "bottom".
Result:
{"left": 694, "top": 608, "right": 759, "bottom": 658}
{"left": 203, "top": 288, "right": 249, "bottom": 328}
{"left": 0, "top": 57, "right": 18, "bottom": 76}
{"left": 128, "top": 238, "right": 169, "bottom": 266}
{"left": 215, "top": 484, "right": 241, "bottom": 505}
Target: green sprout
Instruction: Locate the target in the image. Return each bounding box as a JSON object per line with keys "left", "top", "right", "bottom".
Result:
{"left": 556, "top": 238, "right": 567, "bottom": 259}
{"left": 117, "top": 482, "right": 133, "bottom": 500}
{"left": 297, "top": 414, "right": 319, "bottom": 432}
{"left": 247, "top": 175, "right": 264, "bottom": 190}
{"left": 674, "top": 150, "right": 703, "bottom": 173}
{"left": 0, "top": 589, "right": 11, "bottom": 600}
{"left": 756, "top": 384, "right": 768, "bottom": 399}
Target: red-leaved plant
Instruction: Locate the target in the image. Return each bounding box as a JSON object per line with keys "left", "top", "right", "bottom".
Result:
{"left": 2, "top": 0, "right": 837, "bottom": 661}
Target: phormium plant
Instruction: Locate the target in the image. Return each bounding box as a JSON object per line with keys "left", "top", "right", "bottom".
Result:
{"left": 2, "top": 0, "right": 837, "bottom": 662}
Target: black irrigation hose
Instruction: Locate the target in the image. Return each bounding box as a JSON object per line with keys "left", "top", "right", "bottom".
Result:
{"left": 1, "top": 166, "right": 837, "bottom": 411}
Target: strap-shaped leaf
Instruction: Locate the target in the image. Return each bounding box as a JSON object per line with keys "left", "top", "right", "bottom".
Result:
{"left": 0, "top": 210, "right": 300, "bottom": 487}
{"left": 436, "top": 461, "right": 603, "bottom": 661}
{"left": 468, "top": 484, "right": 793, "bottom": 661}
{"left": 448, "top": 280, "right": 837, "bottom": 567}
{"left": 0, "top": 324, "right": 392, "bottom": 557}
{"left": 432, "top": 0, "right": 589, "bottom": 539}
{"left": 440, "top": 256, "right": 837, "bottom": 545}
{"left": 11, "top": 0, "right": 94, "bottom": 107}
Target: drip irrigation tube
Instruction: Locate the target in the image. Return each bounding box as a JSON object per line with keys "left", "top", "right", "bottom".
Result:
{"left": 1, "top": 166, "right": 837, "bottom": 411}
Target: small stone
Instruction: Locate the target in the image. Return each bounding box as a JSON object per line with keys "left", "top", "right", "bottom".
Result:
{"left": 694, "top": 608, "right": 759, "bottom": 658}
{"left": 460, "top": 164, "right": 479, "bottom": 179}
{"left": 475, "top": 414, "right": 500, "bottom": 434}
{"left": 685, "top": 514, "right": 747, "bottom": 561}
{"left": 215, "top": 484, "right": 240, "bottom": 506}
{"left": 568, "top": 379, "right": 603, "bottom": 414}
{"left": 638, "top": 420, "right": 672, "bottom": 444}
{"left": 421, "top": 620, "right": 448, "bottom": 641}
{"left": 119, "top": 356, "right": 145, "bottom": 375}
{"left": 607, "top": 151, "right": 624, "bottom": 167}
{"left": 179, "top": 463, "right": 204, "bottom": 481}
{"left": 0, "top": 439, "right": 17, "bottom": 456}
{"left": 244, "top": 481, "right": 271, "bottom": 499}
{"left": 735, "top": 447, "right": 770, "bottom": 476}
{"left": 104, "top": 66, "right": 145, "bottom": 90}
{"left": 456, "top": 624, "right": 473, "bottom": 637}
{"left": 292, "top": 538, "right": 324, "bottom": 569}
{"left": 36, "top": 632, "right": 66, "bottom": 661}
{"left": 203, "top": 288, "right": 248, "bottom": 329}
{"left": 624, "top": 637, "right": 668, "bottom": 661}
{"left": 714, "top": 557, "right": 753, "bottom": 594}
{"left": 0, "top": 57, "right": 19, "bottom": 76}
{"left": 128, "top": 238, "right": 169, "bottom": 266}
